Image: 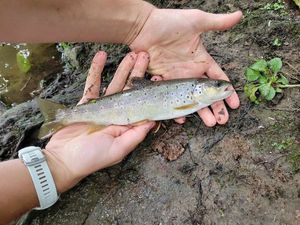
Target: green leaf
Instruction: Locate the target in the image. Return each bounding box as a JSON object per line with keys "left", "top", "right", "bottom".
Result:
{"left": 258, "top": 76, "right": 268, "bottom": 84}
{"left": 250, "top": 60, "right": 268, "bottom": 72}
{"left": 276, "top": 87, "right": 283, "bottom": 93}
{"left": 272, "top": 38, "right": 282, "bottom": 47}
{"left": 245, "top": 68, "right": 260, "bottom": 81}
{"left": 16, "top": 51, "right": 31, "bottom": 73}
{"left": 268, "top": 57, "right": 282, "bottom": 74}
{"left": 259, "top": 84, "right": 271, "bottom": 97}
{"left": 244, "top": 83, "right": 259, "bottom": 103}
{"left": 277, "top": 75, "right": 289, "bottom": 85}
{"left": 265, "top": 86, "right": 276, "bottom": 100}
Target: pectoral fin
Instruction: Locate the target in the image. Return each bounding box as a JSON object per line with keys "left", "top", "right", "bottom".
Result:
{"left": 174, "top": 103, "right": 198, "bottom": 110}
{"left": 37, "top": 98, "right": 66, "bottom": 122}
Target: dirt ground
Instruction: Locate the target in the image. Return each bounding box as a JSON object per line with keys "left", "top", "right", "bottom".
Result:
{"left": 1, "top": 0, "right": 299, "bottom": 225}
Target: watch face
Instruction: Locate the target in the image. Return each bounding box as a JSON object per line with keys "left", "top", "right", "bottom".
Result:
{"left": 19, "top": 147, "right": 45, "bottom": 166}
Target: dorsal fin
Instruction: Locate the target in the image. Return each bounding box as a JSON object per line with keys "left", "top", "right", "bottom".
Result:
{"left": 127, "top": 77, "right": 153, "bottom": 89}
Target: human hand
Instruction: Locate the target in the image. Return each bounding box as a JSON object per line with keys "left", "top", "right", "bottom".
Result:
{"left": 43, "top": 51, "right": 155, "bottom": 193}
{"left": 130, "top": 8, "right": 243, "bottom": 126}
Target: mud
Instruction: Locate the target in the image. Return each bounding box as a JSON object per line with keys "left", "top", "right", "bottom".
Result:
{"left": 1, "top": 0, "right": 299, "bottom": 225}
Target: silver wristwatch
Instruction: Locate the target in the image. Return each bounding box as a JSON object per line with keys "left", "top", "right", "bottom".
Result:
{"left": 18, "top": 146, "right": 59, "bottom": 210}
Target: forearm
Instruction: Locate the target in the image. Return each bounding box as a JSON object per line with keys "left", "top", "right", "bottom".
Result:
{"left": 0, "top": 159, "right": 38, "bottom": 224}
{"left": 0, "top": 150, "right": 73, "bottom": 224}
{"left": 0, "top": 0, "right": 155, "bottom": 44}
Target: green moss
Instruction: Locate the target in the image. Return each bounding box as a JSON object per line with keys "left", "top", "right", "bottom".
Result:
{"left": 287, "top": 148, "right": 300, "bottom": 173}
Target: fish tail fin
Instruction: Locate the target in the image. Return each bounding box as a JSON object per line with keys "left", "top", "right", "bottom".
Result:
{"left": 36, "top": 98, "right": 66, "bottom": 139}
{"left": 38, "top": 121, "right": 64, "bottom": 139}
{"left": 37, "top": 98, "right": 66, "bottom": 122}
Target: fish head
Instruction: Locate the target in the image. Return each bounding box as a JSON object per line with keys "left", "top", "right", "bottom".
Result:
{"left": 193, "top": 79, "right": 234, "bottom": 103}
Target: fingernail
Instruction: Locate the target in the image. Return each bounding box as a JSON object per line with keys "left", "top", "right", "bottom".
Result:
{"left": 97, "top": 51, "right": 106, "bottom": 55}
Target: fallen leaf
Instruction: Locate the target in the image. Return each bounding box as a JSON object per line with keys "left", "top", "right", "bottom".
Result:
{"left": 151, "top": 123, "right": 189, "bottom": 161}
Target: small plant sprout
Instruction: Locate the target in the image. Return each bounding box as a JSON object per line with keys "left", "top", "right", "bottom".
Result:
{"left": 263, "top": 0, "right": 285, "bottom": 11}
{"left": 272, "top": 38, "right": 282, "bottom": 47}
{"left": 244, "top": 57, "right": 300, "bottom": 104}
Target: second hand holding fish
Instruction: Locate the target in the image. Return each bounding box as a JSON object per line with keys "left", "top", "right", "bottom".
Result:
{"left": 43, "top": 51, "right": 155, "bottom": 193}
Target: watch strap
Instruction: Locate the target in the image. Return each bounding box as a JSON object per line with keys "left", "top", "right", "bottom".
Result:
{"left": 18, "top": 146, "right": 59, "bottom": 210}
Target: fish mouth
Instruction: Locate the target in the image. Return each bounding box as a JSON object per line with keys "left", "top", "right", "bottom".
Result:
{"left": 223, "top": 89, "right": 234, "bottom": 98}
{"left": 212, "top": 84, "right": 234, "bottom": 101}
{"left": 222, "top": 85, "right": 234, "bottom": 98}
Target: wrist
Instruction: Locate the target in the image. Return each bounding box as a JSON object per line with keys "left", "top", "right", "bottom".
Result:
{"left": 123, "top": 1, "right": 156, "bottom": 45}
{"left": 43, "top": 150, "right": 80, "bottom": 193}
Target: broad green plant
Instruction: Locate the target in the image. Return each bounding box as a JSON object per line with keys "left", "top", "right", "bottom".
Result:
{"left": 244, "top": 58, "right": 300, "bottom": 104}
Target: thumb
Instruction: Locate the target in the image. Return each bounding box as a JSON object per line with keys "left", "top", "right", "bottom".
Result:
{"left": 113, "top": 122, "right": 155, "bottom": 157}
{"left": 198, "top": 10, "right": 243, "bottom": 32}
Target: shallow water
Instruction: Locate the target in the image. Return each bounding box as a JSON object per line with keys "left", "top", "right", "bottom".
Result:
{"left": 0, "top": 43, "right": 62, "bottom": 105}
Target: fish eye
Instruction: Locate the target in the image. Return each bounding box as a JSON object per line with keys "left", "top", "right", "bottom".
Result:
{"left": 216, "top": 80, "right": 223, "bottom": 87}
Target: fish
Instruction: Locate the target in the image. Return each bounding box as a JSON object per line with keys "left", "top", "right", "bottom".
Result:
{"left": 37, "top": 78, "right": 233, "bottom": 139}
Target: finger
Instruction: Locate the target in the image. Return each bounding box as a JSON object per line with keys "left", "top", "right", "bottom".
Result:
{"left": 130, "top": 52, "right": 149, "bottom": 78}
{"left": 124, "top": 52, "right": 150, "bottom": 90}
{"left": 101, "top": 125, "right": 131, "bottom": 137}
{"left": 79, "top": 51, "right": 107, "bottom": 105}
{"left": 175, "top": 117, "right": 186, "bottom": 124}
{"left": 105, "top": 52, "right": 137, "bottom": 95}
{"left": 210, "top": 101, "right": 229, "bottom": 125}
{"left": 199, "top": 11, "right": 243, "bottom": 32}
{"left": 197, "top": 107, "right": 217, "bottom": 127}
{"left": 151, "top": 75, "right": 163, "bottom": 81}
{"left": 206, "top": 57, "right": 240, "bottom": 109}
{"left": 112, "top": 122, "right": 155, "bottom": 158}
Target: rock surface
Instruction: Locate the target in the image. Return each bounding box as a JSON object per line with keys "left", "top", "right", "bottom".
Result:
{"left": 1, "top": 0, "right": 299, "bottom": 225}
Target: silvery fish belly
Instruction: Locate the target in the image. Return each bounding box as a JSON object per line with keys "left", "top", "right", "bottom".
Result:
{"left": 57, "top": 78, "right": 233, "bottom": 126}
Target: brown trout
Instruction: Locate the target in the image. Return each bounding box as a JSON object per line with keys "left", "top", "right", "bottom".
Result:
{"left": 38, "top": 78, "right": 233, "bottom": 138}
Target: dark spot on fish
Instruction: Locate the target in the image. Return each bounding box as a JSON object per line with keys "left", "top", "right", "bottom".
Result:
{"left": 218, "top": 108, "right": 225, "bottom": 115}
{"left": 127, "top": 118, "right": 130, "bottom": 123}
{"left": 217, "top": 117, "right": 222, "bottom": 122}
